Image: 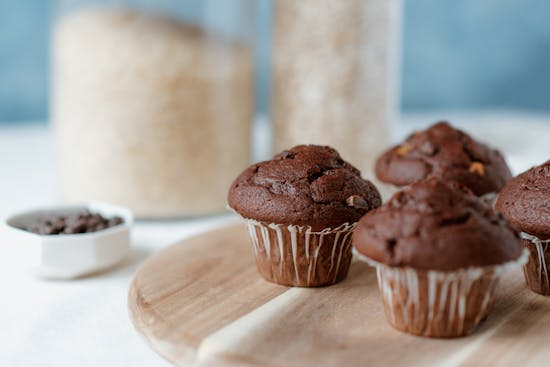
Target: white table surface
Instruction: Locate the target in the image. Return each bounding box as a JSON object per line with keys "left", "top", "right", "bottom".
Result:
{"left": 0, "top": 112, "right": 549, "bottom": 367}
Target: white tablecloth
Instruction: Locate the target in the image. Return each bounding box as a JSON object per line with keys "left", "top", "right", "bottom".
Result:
{"left": 1, "top": 112, "right": 548, "bottom": 366}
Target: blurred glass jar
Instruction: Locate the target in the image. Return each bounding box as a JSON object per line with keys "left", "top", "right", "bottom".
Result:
{"left": 273, "top": 0, "right": 401, "bottom": 180}
{"left": 52, "top": 0, "right": 254, "bottom": 218}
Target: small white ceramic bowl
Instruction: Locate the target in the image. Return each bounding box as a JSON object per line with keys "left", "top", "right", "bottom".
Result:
{"left": 2, "top": 202, "right": 133, "bottom": 279}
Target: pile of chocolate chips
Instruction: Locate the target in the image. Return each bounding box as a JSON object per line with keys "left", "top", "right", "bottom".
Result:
{"left": 19, "top": 210, "right": 124, "bottom": 235}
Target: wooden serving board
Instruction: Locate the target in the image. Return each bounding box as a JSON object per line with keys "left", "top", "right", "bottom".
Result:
{"left": 128, "top": 224, "right": 550, "bottom": 367}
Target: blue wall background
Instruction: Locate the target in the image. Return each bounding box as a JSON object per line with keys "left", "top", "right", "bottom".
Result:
{"left": 403, "top": 0, "right": 550, "bottom": 112}
{"left": 1, "top": 0, "right": 550, "bottom": 123}
{"left": 0, "top": 1, "right": 50, "bottom": 122}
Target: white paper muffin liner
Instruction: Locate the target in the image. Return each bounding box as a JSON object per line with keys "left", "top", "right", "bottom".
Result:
{"left": 521, "top": 232, "right": 550, "bottom": 296}
{"left": 244, "top": 218, "right": 356, "bottom": 287}
{"left": 354, "top": 248, "right": 528, "bottom": 337}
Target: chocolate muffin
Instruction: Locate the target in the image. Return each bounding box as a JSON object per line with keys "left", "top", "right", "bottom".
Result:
{"left": 228, "top": 145, "right": 382, "bottom": 287}
{"left": 496, "top": 160, "right": 550, "bottom": 296}
{"left": 353, "top": 178, "right": 525, "bottom": 337}
{"left": 375, "top": 121, "right": 512, "bottom": 197}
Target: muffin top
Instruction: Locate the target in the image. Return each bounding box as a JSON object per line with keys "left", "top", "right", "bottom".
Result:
{"left": 495, "top": 160, "right": 550, "bottom": 239}
{"left": 375, "top": 121, "right": 512, "bottom": 196}
{"left": 228, "top": 145, "right": 382, "bottom": 231}
{"left": 353, "top": 178, "right": 523, "bottom": 271}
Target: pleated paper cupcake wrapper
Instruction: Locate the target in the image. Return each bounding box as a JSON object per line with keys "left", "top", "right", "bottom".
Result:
{"left": 244, "top": 218, "right": 356, "bottom": 287}
{"left": 353, "top": 248, "right": 528, "bottom": 337}
{"left": 521, "top": 232, "right": 550, "bottom": 296}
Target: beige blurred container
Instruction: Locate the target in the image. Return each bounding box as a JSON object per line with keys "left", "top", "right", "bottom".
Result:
{"left": 52, "top": 2, "right": 254, "bottom": 218}
{"left": 273, "top": 0, "right": 401, "bottom": 178}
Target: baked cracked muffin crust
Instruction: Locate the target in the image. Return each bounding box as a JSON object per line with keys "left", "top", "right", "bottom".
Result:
{"left": 228, "top": 145, "right": 381, "bottom": 287}
{"left": 229, "top": 144, "right": 381, "bottom": 231}
{"left": 496, "top": 160, "right": 550, "bottom": 295}
{"left": 496, "top": 160, "right": 550, "bottom": 239}
{"left": 375, "top": 121, "right": 512, "bottom": 196}
{"left": 354, "top": 178, "right": 522, "bottom": 270}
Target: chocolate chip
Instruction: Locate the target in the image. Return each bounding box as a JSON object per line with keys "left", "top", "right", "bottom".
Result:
{"left": 17, "top": 211, "right": 124, "bottom": 235}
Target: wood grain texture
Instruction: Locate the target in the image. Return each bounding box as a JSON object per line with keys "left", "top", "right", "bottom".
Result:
{"left": 128, "top": 224, "right": 550, "bottom": 367}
